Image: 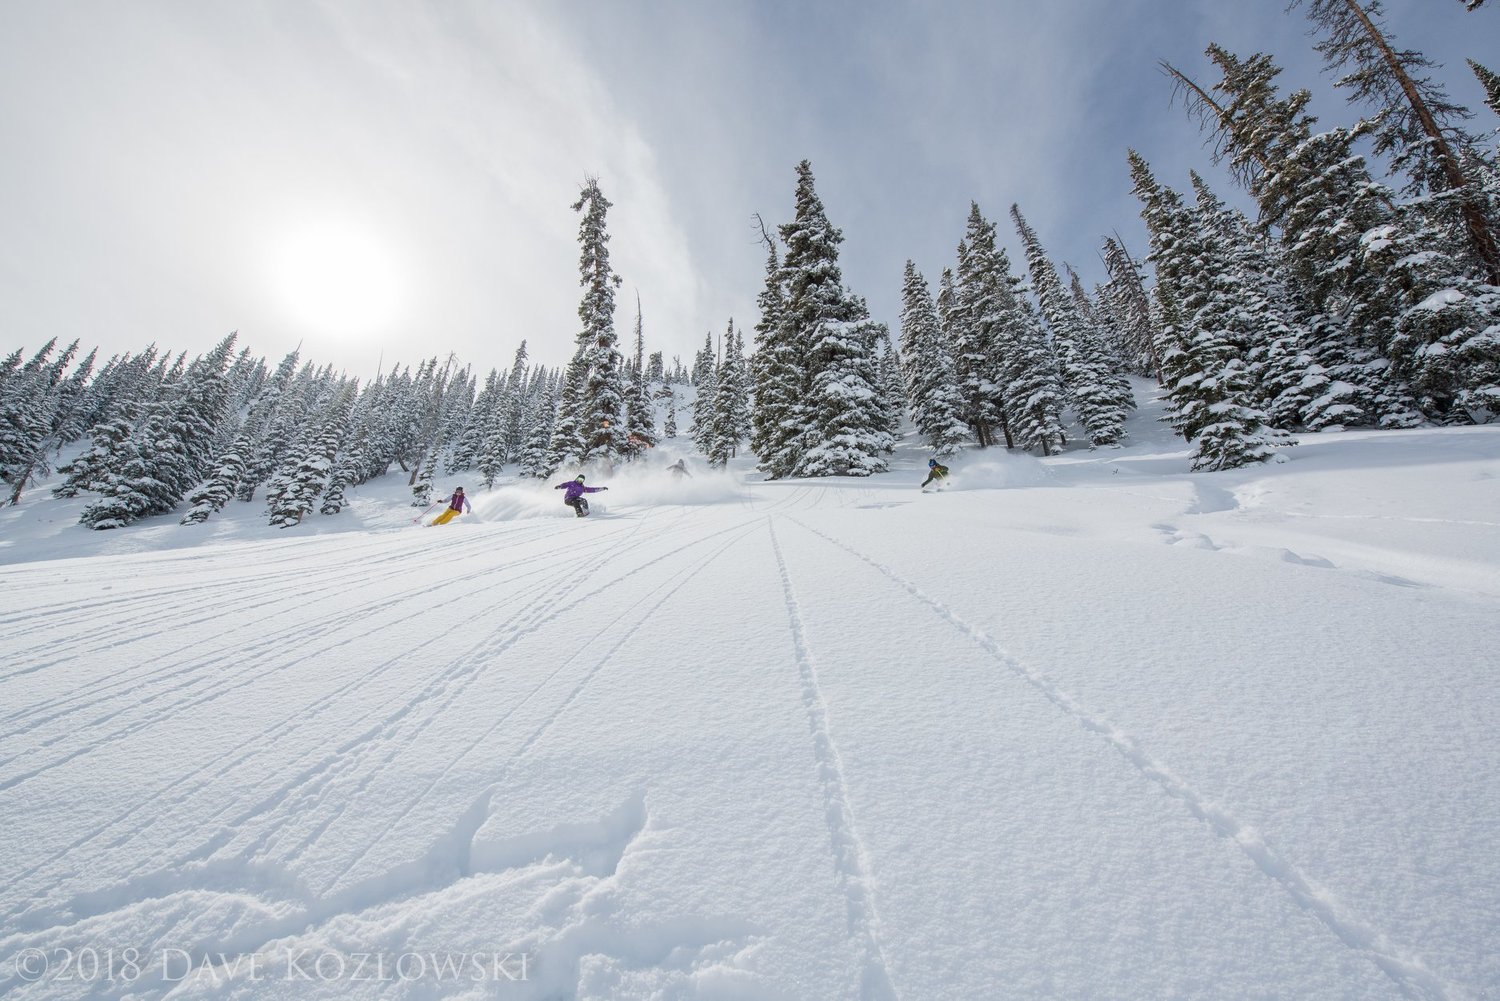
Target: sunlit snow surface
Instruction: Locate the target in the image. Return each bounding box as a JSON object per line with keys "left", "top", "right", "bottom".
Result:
{"left": 2, "top": 382, "right": 1497, "bottom": 1000}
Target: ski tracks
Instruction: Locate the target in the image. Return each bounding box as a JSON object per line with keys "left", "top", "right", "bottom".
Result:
{"left": 768, "top": 517, "right": 901, "bottom": 1001}
{"left": 0, "top": 516, "right": 666, "bottom": 918}
{"left": 321, "top": 515, "right": 765, "bottom": 891}
{"left": 783, "top": 515, "right": 1470, "bottom": 1001}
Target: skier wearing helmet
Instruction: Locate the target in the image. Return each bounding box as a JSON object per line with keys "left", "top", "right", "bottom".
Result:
{"left": 553, "top": 474, "right": 608, "bottom": 517}
{"left": 429, "top": 486, "right": 471, "bottom": 525}
{"left": 920, "top": 459, "right": 950, "bottom": 490}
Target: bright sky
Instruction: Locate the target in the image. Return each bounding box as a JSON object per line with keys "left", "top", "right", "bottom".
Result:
{"left": 0, "top": 1, "right": 1490, "bottom": 379}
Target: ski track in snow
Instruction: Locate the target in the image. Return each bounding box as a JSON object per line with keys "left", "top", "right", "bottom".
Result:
{"left": 1, "top": 516, "right": 658, "bottom": 914}
{"left": 2, "top": 512, "right": 763, "bottom": 934}
{"left": 785, "top": 515, "right": 1471, "bottom": 1001}
{"left": 321, "top": 514, "right": 764, "bottom": 890}
{"left": 768, "top": 516, "right": 901, "bottom": 1001}
{"left": 0, "top": 519, "right": 654, "bottom": 792}
{"left": 0, "top": 513, "right": 773, "bottom": 997}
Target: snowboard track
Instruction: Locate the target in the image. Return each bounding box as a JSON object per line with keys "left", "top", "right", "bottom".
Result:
{"left": 787, "top": 515, "right": 1468, "bottom": 1001}
{"left": 769, "top": 515, "right": 902, "bottom": 1001}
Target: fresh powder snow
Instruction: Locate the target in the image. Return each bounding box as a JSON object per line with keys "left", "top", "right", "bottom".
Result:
{"left": 1, "top": 384, "right": 1497, "bottom": 1000}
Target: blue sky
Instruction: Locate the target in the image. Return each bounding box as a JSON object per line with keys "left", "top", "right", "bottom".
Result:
{"left": 0, "top": 1, "right": 1491, "bottom": 379}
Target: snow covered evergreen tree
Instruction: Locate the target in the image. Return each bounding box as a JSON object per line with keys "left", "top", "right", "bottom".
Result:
{"left": 522, "top": 377, "right": 559, "bottom": 478}
{"left": 1126, "top": 153, "right": 1290, "bottom": 467}
{"left": 624, "top": 297, "right": 658, "bottom": 459}
{"left": 1012, "top": 204, "right": 1133, "bottom": 446}
{"left": 898, "top": 260, "right": 969, "bottom": 456}
{"left": 1292, "top": 0, "right": 1500, "bottom": 284}
{"left": 705, "top": 320, "right": 751, "bottom": 465}
{"left": 1187, "top": 45, "right": 1426, "bottom": 426}
{"left": 80, "top": 333, "right": 238, "bottom": 529}
{"left": 269, "top": 382, "right": 356, "bottom": 528}
{"left": 999, "top": 284, "right": 1069, "bottom": 457}
{"left": 572, "top": 177, "right": 629, "bottom": 464}
{"left": 1100, "top": 237, "right": 1162, "bottom": 380}
{"left": 181, "top": 348, "right": 300, "bottom": 524}
{"left": 663, "top": 393, "right": 678, "bottom": 438}
{"left": 778, "top": 161, "right": 889, "bottom": 476}
{"left": 1, "top": 339, "right": 89, "bottom": 504}
{"left": 691, "top": 331, "right": 718, "bottom": 457}
{"left": 546, "top": 350, "right": 589, "bottom": 474}
{"left": 748, "top": 217, "right": 802, "bottom": 477}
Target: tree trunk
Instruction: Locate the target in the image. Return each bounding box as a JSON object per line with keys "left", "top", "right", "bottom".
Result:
{"left": 1343, "top": 0, "right": 1500, "bottom": 283}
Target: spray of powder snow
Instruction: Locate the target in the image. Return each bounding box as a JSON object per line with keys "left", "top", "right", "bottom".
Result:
{"left": 470, "top": 462, "right": 749, "bottom": 520}
{"left": 941, "top": 452, "right": 1054, "bottom": 490}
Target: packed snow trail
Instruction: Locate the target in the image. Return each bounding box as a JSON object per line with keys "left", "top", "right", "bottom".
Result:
{"left": 1, "top": 422, "right": 1497, "bottom": 999}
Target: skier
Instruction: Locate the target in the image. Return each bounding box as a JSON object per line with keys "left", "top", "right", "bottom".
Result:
{"left": 554, "top": 474, "right": 608, "bottom": 517}
{"left": 666, "top": 458, "right": 691, "bottom": 478}
{"left": 920, "top": 459, "right": 949, "bottom": 490}
{"left": 429, "top": 486, "right": 471, "bottom": 525}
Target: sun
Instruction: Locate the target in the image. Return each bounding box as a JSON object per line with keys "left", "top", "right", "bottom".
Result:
{"left": 270, "top": 222, "right": 406, "bottom": 335}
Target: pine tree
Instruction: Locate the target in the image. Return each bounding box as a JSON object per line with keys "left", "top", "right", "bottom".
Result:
{"left": 522, "top": 378, "right": 559, "bottom": 478}
{"left": 897, "top": 261, "right": 969, "bottom": 455}
{"left": 1292, "top": 0, "right": 1500, "bottom": 283}
{"left": 953, "top": 205, "right": 1022, "bottom": 448}
{"left": 269, "top": 383, "right": 355, "bottom": 528}
{"left": 1204, "top": 45, "right": 1425, "bottom": 426}
{"left": 663, "top": 393, "right": 678, "bottom": 438}
{"left": 546, "top": 350, "right": 589, "bottom": 474}
{"left": 235, "top": 352, "right": 312, "bottom": 501}
{"left": 572, "top": 178, "right": 629, "bottom": 464}
{"left": 181, "top": 348, "right": 300, "bottom": 524}
{"left": 1012, "top": 205, "right": 1134, "bottom": 446}
{"left": 1, "top": 339, "right": 86, "bottom": 504}
{"left": 705, "top": 320, "right": 751, "bottom": 465}
{"left": 691, "top": 331, "right": 718, "bottom": 457}
{"left": 748, "top": 216, "right": 802, "bottom": 477}
{"left": 1472, "top": 60, "right": 1500, "bottom": 118}
{"left": 999, "top": 286, "right": 1069, "bottom": 457}
{"left": 81, "top": 334, "right": 238, "bottom": 529}
{"left": 945, "top": 242, "right": 1001, "bottom": 447}
{"left": 1100, "top": 237, "right": 1162, "bottom": 380}
{"left": 777, "top": 161, "right": 889, "bottom": 476}
{"left": 322, "top": 386, "right": 380, "bottom": 515}
{"left": 624, "top": 297, "right": 658, "bottom": 458}
{"left": 875, "top": 331, "right": 907, "bottom": 443}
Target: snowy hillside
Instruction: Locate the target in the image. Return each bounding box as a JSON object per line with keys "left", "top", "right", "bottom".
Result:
{"left": 2, "top": 386, "right": 1498, "bottom": 1000}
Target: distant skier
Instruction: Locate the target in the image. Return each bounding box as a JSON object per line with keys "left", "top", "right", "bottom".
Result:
{"left": 920, "top": 459, "right": 949, "bottom": 490}
{"left": 666, "top": 458, "right": 691, "bottom": 478}
{"left": 554, "top": 474, "right": 608, "bottom": 517}
{"left": 429, "top": 486, "right": 471, "bottom": 525}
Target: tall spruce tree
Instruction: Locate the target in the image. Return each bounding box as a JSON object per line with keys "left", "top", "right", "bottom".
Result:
{"left": 690, "top": 331, "right": 719, "bottom": 457}
{"left": 268, "top": 382, "right": 356, "bottom": 527}
{"left": 81, "top": 333, "right": 238, "bottom": 529}
{"left": 897, "top": 261, "right": 969, "bottom": 455}
{"left": 572, "top": 177, "right": 629, "bottom": 464}
{"left": 1100, "top": 237, "right": 1162, "bottom": 380}
{"left": 748, "top": 215, "right": 803, "bottom": 477}
{"left": 954, "top": 205, "right": 1020, "bottom": 448}
{"left": 1293, "top": 0, "right": 1500, "bottom": 284}
{"left": 624, "top": 296, "right": 658, "bottom": 458}
{"left": 777, "top": 161, "right": 889, "bottom": 476}
{"left": 1012, "top": 205, "right": 1133, "bottom": 446}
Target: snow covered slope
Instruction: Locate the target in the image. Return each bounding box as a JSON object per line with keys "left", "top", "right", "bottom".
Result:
{"left": 2, "top": 390, "right": 1498, "bottom": 1000}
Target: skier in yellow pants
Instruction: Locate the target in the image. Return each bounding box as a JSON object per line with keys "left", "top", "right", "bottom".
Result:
{"left": 430, "top": 486, "right": 471, "bottom": 525}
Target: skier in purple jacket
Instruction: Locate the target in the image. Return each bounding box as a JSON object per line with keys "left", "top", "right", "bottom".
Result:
{"left": 554, "top": 474, "right": 608, "bottom": 517}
